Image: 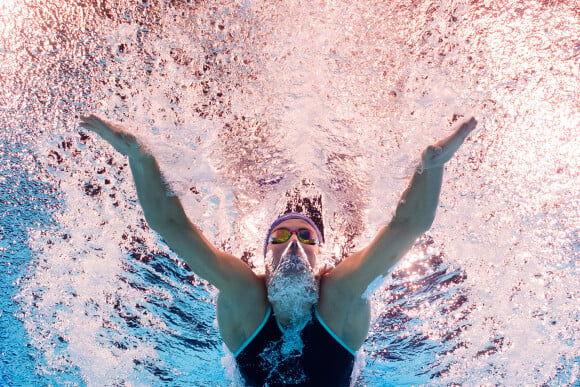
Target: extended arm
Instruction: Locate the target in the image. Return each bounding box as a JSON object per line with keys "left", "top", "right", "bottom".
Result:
{"left": 327, "top": 117, "right": 478, "bottom": 297}
{"left": 79, "top": 115, "right": 259, "bottom": 294}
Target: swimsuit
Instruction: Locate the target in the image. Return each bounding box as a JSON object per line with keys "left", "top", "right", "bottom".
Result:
{"left": 235, "top": 306, "right": 356, "bottom": 386}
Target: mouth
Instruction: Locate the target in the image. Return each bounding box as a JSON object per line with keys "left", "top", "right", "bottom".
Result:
{"left": 265, "top": 241, "right": 319, "bottom": 326}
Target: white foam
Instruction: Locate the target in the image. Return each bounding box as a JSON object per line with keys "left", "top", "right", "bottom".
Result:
{"left": 266, "top": 243, "right": 318, "bottom": 328}
{"left": 10, "top": 0, "right": 579, "bottom": 384}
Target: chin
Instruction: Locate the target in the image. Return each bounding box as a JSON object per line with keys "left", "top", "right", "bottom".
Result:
{"left": 266, "top": 252, "right": 319, "bottom": 324}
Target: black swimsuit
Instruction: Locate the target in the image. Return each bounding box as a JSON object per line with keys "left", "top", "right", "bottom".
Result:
{"left": 234, "top": 306, "right": 356, "bottom": 386}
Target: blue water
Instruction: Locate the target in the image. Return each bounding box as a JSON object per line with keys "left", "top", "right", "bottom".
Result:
{"left": 0, "top": 140, "right": 61, "bottom": 385}
{"left": 1, "top": 0, "right": 579, "bottom": 385}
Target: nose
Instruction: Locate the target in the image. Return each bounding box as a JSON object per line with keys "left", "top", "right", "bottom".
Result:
{"left": 289, "top": 240, "right": 299, "bottom": 255}
{"left": 288, "top": 232, "right": 300, "bottom": 242}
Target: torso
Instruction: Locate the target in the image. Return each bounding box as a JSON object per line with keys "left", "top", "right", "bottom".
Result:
{"left": 234, "top": 305, "right": 357, "bottom": 386}
{"left": 217, "top": 273, "right": 371, "bottom": 357}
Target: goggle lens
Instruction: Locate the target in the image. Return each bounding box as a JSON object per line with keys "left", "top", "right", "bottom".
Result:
{"left": 269, "top": 228, "right": 317, "bottom": 245}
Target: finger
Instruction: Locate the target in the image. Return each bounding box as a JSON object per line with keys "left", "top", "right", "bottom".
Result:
{"left": 79, "top": 121, "right": 104, "bottom": 134}
{"left": 80, "top": 114, "right": 106, "bottom": 127}
{"left": 441, "top": 118, "right": 476, "bottom": 148}
{"left": 80, "top": 116, "right": 114, "bottom": 133}
{"left": 78, "top": 121, "right": 97, "bottom": 131}
{"left": 80, "top": 113, "right": 101, "bottom": 120}
{"left": 79, "top": 117, "right": 99, "bottom": 129}
{"left": 458, "top": 117, "right": 478, "bottom": 136}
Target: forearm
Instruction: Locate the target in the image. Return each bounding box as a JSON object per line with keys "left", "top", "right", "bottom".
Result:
{"left": 390, "top": 117, "right": 477, "bottom": 233}
{"left": 390, "top": 164, "right": 444, "bottom": 234}
{"left": 332, "top": 166, "right": 445, "bottom": 295}
{"left": 129, "top": 150, "right": 189, "bottom": 230}
{"left": 80, "top": 114, "right": 242, "bottom": 286}
{"left": 332, "top": 118, "right": 477, "bottom": 297}
{"left": 128, "top": 150, "right": 257, "bottom": 291}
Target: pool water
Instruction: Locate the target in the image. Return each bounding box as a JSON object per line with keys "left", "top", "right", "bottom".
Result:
{"left": 1, "top": 0, "right": 578, "bottom": 385}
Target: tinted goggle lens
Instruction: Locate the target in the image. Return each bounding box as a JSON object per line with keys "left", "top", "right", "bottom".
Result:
{"left": 269, "top": 228, "right": 317, "bottom": 245}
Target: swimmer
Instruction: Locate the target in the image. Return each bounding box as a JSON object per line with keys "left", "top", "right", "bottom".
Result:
{"left": 79, "top": 114, "right": 477, "bottom": 386}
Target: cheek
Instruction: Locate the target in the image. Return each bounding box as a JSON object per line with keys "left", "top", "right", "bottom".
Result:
{"left": 271, "top": 244, "right": 284, "bottom": 256}
{"left": 266, "top": 245, "right": 283, "bottom": 268}
{"left": 306, "top": 247, "right": 319, "bottom": 266}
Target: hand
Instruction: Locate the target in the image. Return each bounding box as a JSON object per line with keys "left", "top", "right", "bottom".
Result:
{"left": 79, "top": 114, "right": 142, "bottom": 158}
{"left": 421, "top": 117, "right": 477, "bottom": 170}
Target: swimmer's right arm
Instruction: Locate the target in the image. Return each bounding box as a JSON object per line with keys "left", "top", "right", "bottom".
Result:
{"left": 79, "top": 115, "right": 261, "bottom": 295}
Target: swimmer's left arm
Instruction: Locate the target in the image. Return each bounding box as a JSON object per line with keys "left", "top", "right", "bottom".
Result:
{"left": 326, "top": 117, "right": 478, "bottom": 298}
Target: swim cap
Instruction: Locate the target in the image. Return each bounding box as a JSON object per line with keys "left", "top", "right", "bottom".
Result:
{"left": 263, "top": 212, "right": 324, "bottom": 257}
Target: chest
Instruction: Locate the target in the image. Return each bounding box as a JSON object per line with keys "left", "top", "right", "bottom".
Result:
{"left": 235, "top": 313, "right": 355, "bottom": 386}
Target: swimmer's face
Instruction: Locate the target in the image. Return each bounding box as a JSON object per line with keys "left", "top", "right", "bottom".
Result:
{"left": 266, "top": 219, "right": 320, "bottom": 274}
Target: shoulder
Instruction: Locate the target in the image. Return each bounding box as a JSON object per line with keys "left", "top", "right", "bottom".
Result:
{"left": 317, "top": 270, "right": 371, "bottom": 351}
{"left": 217, "top": 275, "right": 269, "bottom": 353}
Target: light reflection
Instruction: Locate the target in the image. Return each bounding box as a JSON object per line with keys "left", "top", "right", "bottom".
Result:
{"left": 0, "top": 0, "right": 577, "bottom": 385}
{"left": 0, "top": 0, "right": 22, "bottom": 40}
{"left": 0, "top": 0, "right": 16, "bottom": 11}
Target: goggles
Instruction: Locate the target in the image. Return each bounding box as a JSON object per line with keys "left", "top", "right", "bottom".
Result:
{"left": 269, "top": 228, "right": 318, "bottom": 245}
